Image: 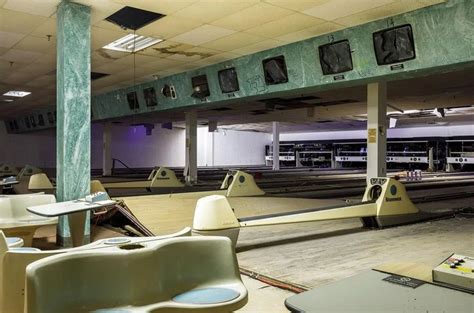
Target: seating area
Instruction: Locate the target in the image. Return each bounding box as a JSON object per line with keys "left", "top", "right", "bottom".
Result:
{"left": 1, "top": 0, "right": 473, "bottom": 312}
{"left": 0, "top": 228, "right": 247, "bottom": 313}
{"left": 0, "top": 194, "right": 57, "bottom": 245}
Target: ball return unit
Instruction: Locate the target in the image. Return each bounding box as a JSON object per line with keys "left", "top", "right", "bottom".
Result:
{"left": 193, "top": 177, "right": 445, "bottom": 246}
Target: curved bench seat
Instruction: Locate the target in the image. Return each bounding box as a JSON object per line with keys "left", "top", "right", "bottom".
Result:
{"left": 25, "top": 236, "right": 247, "bottom": 313}
{"left": 0, "top": 194, "right": 57, "bottom": 246}
{"left": 0, "top": 228, "right": 193, "bottom": 313}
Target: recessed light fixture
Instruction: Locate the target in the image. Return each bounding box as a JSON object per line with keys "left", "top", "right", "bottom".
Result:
{"left": 103, "top": 34, "right": 163, "bottom": 53}
{"left": 3, "top": 91, "right": 31, "bottom": 97}
{"left": 1, "top": 99, "right": 14, "bottom": 103}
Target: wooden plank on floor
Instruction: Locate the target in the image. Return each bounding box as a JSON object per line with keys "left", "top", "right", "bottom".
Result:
{"left": 236, "top": 217, "right": 474, "bottom": 288}
{"left": 120, "top": 193, "right": 345, "bottom": 235}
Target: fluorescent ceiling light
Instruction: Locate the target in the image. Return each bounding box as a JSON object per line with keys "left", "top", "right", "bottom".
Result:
{"left": 3, "top": 91, "right": 31, "bottom": 97}
{"left": 1, "top": 99, "right": 14, "bottom": 102}
{"left": 103, "top": 34, "right": 163, "bottom": 52}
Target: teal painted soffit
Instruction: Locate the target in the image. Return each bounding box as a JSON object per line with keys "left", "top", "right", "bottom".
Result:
{"left": 5, "top": 0, "right": 474, "bottom": 133}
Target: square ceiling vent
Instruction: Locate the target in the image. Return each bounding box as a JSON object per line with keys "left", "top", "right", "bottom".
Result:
{"left": 106, "top": 6, "right": 165, "bottom": 31}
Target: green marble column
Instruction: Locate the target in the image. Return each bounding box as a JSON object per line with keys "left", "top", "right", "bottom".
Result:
{"left": 56, "top": 1, "right": 91, "bottom": 247}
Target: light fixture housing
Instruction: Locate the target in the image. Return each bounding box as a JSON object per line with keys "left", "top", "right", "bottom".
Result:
{"left": 3, "top": 91, "right": 31, "bottom": 97}
{"left": 103, "top": 34, "right": 163, "bottom": 53}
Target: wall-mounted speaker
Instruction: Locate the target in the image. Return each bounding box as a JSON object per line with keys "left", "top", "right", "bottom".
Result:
{"left": 143, "top": 87, "right": 157, "bottom": 107}
{"left": 373, "top": 24, "right": 415, "bottom": 65}
{"left": 191, "top": 74, "right": 210, "bottom": 99}
{"left": 161, "top": 84, "right": 176, "bottom": 99}
{"left": 218, "top": 67, "right": 239, "bottom": 93}
{"left": 126, "top": 91, "right": 139, "bottom": 110}
{"left": 262, "top": 55, "right": 288, "bottom": 85}
{"left": 319, "top": 40, "right": 353, "bottom": 75}
{"left": 37, "top": 114, "right": 45, "bottom": 126}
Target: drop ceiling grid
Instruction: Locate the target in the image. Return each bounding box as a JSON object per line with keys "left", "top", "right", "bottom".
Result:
{"left": 0, "top": 0, "right": 445, "bottom": 118}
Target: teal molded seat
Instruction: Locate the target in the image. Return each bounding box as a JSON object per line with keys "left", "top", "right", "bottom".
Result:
{"left": 0, "top": 228, "right": 193, "bottom": 313}
{"left": 0, "top": 194, "right": 57, "bottom": 246}
{"left": 9, "top": 247, "right": 41, "bottom": 252}
{"left": 6, "top": 237, "right": 23, "bottom": 248}
{"left": 173, "top": 287, "right": 241, "bottom": 304}
{"left": 25, "top": 236, "right": 248, "bottom": 313}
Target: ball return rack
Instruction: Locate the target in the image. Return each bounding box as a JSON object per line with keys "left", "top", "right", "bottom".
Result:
{"left": 192, "top": 177, "right": 449, "bottom": 246}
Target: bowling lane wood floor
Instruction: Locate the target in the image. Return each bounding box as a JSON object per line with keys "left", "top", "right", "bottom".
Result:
{"left": 118, "top": 189, "right": 474, "bottom": 289}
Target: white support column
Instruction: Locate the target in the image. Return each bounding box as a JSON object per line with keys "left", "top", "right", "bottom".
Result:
{"left": 367, "top": 82, "right": 387, "bottom": 182}
{"left": 102, "top": 122, "right": 112, "bottom": 176}
{"left": 272, "top": 121, "right": 280, "bottom": 171}
{"left": 428, "top": 147, "right": 434, "bottom": 172}
{"left": 185, "top": 111, "right": 198, "bottom": 184}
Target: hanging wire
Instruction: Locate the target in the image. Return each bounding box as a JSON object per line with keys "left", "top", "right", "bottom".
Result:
{"left": 132, "top": 29, "right": 137, "bottom": 128}
{"left": 133, "top": 29, "right": 136, "bottom": 87}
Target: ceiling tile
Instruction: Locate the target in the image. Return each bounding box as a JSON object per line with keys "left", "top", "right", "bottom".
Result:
{"left": 115, "top": 67, "right": 153, "bottom": 79}
{"left": 24, "top": 75, "right": 55, "bottom": 87}
{"left": 334, "top": 0, "right": 430, "bottom": 27}
{"left": 91, "top": 51, "right": 115, "bottom": 67}
{"left": 109, "top": 0, "right": 198, "bottom": 15}
{"left": 12, "top": 35, "right": 55, "bottom": 52}
{"left": 166, "top": 46, "right": 221, "bottom": 62}
{"left": 0, "top": 49, "right": 43, "bottom": 64}
{"left": 0, "top": 71, "right": 31, "bottom": 84}
{"left": 145, "top": 57, "right": 185, "bottom": 71}
{"left": 191, "top": 51, "right": 242, "bottom": 67}
{"left": 200, "top": 32, "right": 265, "bottom": 51}
{"left": 170, "top": 25, "right": 236, "bottom": 46}
{"left": 276, "top": 22, "right": 344, "bottom": 42}
{"left": 111, "top": 53, "right": 158, "bottom": 66}
{"left": 152, "top": 68, "right": 177, "bottom": 78}
{"left": 0, "top": 9, "right": 48, "bottom": 34}
{"left": 263, "top": 0, "right": 331, "bottom": 12}
{"left": 3, "top": 0, "right": 59, "bottom": 17}
{"left": 303, "top": 0, "right": 396, "bottom": 21}
{"left": 91, "top": 27, "right": 129, "bottom": 50}
{"left": 172, "top": 0, "right": 258, "bottom": 23}
{"left": 135, "top": 15, "right": 204, "bottom": 39}
{"left": 17, "top": 61, "right": 56, "bottom": 76}
{"left": 75, "top": 0, "right": 125, "bottom": 25}
{"left": 137, "top": 41, "right": 194, "bottom": 58}
{"left": 211, "top": 3, "right": 293, "bottom": 31}
{"left": 417, "top": 0, "right": 445, "bottom": 4}
{"left": 30, "top": 18, "right": 57, "bottom": 37}
{"left": 0, "top": 59, "right": 26, "bottom": 72}
{"left": 0, "top": 31, "right": 26, "bottom": 48}
{"left": 244, "top": 13, "right": 325, "bottom": 38}
{"left": 94, "top": 61, "right": 130, "bottom": 74}
{"left": 231, "top": 39, "right": 286, "bottom": 56}
{"left": 95, "top": 49, "right": 130, "bottom": 62}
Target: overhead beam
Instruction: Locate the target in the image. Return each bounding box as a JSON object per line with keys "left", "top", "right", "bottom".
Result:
{"left": 6, "top": 0, "right": 474, "bottom": 133}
